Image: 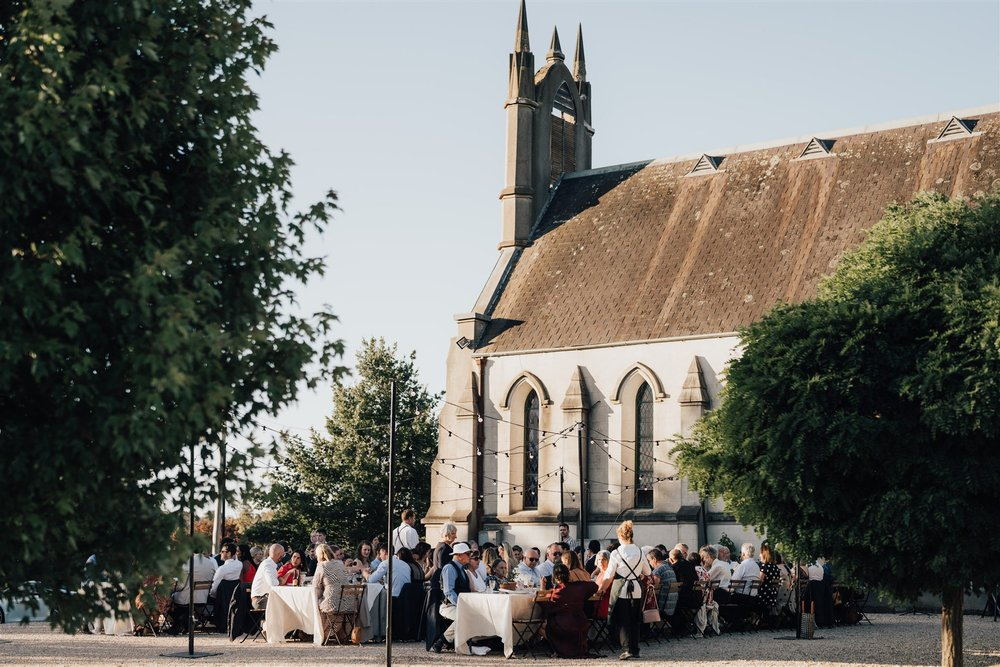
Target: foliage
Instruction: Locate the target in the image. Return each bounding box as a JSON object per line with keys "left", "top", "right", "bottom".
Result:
{"left": 676, "top": 191, "right": 1000, "bottom": 602}
{"left": 0, "top": 0, "right": 344, "bottom": 628}
{"left": 249, "top": 339, "right": 441, "bottom": 551}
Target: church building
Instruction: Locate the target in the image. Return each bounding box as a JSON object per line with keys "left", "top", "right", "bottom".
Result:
{"left": 424, "top": 0, "right": 1000, "bottom": 549}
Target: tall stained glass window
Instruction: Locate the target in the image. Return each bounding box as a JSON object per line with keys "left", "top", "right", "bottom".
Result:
{"left": 524, "top": 390, "right": 539, "bottom": 509}
{"left": 635, "top": 383, "right": 654, "bottom": 508}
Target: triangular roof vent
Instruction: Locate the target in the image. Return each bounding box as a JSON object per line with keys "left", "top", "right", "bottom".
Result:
{"left": 796, "top": 137, "right": 835, "bottom": 160}
{"left": 687, "top": 154, "right": 723, "bottom": 176}
{"left": 934, "top": 116, "right": 978, "bottom": 141}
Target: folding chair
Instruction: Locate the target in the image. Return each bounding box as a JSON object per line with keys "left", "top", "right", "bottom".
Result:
{"left": 191, "top": 581, "right": 214, "bottom": 630}
{"left": 587, "top": 591, "right": 613, "bottom": 655}
{"left": 321, "top": 584, "right": 365, "bottom": 646}
{"left": 854, "top": 588, "right": 873, "bottom": 626}
{"left": 511, "top": 590, "right": 549, "bottom": 658}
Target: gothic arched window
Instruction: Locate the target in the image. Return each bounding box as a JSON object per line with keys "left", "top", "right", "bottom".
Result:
{"left": 635, "top": 382, "right": 654, "bottom": 508}
{"left": 523, "top": 390, "right": 540, "bottom": 509}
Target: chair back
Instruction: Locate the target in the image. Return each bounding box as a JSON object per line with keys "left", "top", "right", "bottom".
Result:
{"left": 192, "top": 580, "right": 213, "bottom": 606}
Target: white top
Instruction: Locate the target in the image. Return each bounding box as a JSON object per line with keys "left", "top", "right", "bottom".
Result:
{"left": 707, "top": 559, "right": 731, "bottom": 589}
{"left": 172, "top": 554, "right": 218, "bottom": 605}
{"left": 515, "top": 562, "right": 540, "bottom": 587}
{"left": 210, "top": 557, "right": 243, "bottom": 596}
{"left": 251, "top": 557, "right": 280, "bottom": 598}
{"left": 392, "top": 522, "right": 419, "bottom": 551}
{"left": 607, "top": 544, "right": 651, "bottom": 599}
{"left": 808, "top": 564, "right": 825, "bottom": 581}
{"left": 731, "top": 558, "right": 760, "bottom": 595}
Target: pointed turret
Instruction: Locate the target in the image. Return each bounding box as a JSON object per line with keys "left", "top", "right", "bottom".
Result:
{"left": 514, "top": 0, "right": 530, "bottom": 53}
{"left": 573, "top": 23, "right": 586, "bottom": 82}
{"left": 546, "top": 26, "right": 564, "bottom": 63}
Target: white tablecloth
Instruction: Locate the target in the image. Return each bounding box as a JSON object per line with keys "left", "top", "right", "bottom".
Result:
{"left": 358, "top": 583, "right": 385, "bottom": 642}
{"left": 264, "top": 586, "right": 324, "bottom": 646}
{"left": 454, "top": 591, "right": 538, "bottom": 658}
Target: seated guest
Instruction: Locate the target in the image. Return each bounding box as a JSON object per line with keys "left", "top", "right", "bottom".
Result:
{"left": 516, "top": 548, "right": 542, "bottom": 587}
{"left": 584, "top": 540, "right": 601, "bottom": 574}
{"left": 591, "top": 550, "right": 612, "bottom": 620}
{"left": 466, "top": 550, "right": 488, "bottom": 592}
{"left": 669, "top": 548, "right": 699, "bottom": 612}
{"left": 731, "top": 543, "right": 760, "bottom": 594}
{"left": 431, "top": 542, "right": 473, "bottom": 653}
{"left": 168, "top": 549, "right": 218, "bottom": 633}
{"left": 237, "top": 544, "right": 256, "bottom": 584}
{"left": 757, "top": 543, "right": 782, "bottom": 613}
{"left": 314, "top": 543, "right": 355, "bottom": 643}
{"left": 210, "top": 543, "right": 243, "bottom": 598}
{"left": 413, "top": 541, "right": 433, "bottom": 578}
{"left": 355, "top": 540, "right": 374, "bottom": 573}
{"left": 250, "top": 543, "right": 284, "bottom": 609}
{"left": 303, "top": 543, "right": 318, "bottom": 577}
{"left": 397, "top": 547, "right": 424, "bottom": 584}
{"left": 536, "top": 543, "right": 562, "bottom": 579}
{"left": 509, "top": 544, "right": 524, "bottom": 566}
{"left": 214, "top": 538, "right": 236, "bottom": 566}
{"left": 700, "top": 545, "right": 731, "bottom": 603}
{"left": 370, "top": 544, "right": 389, "bottom": 572}
{"left": 561, "top": 550, "right": 591, "bottom": 582}
{"left": 545, "top": 563, "right": 598, "bottom": 658}
{"left": 481, "top": 546, "right": 501, "bottom": 574}
{"left": 486, "top": 559, "right": 509, "bottom": 590}
{"left": 366, "top": 547, "right": 412, "bottom": 597}
{"left": 250, "top": 546, "right": 265, "bottom": 566}
{"left": 276, "top": 550, "right": 304, "bottom": 586}
{"left": 648, "top": 548, "right": 678, "bottom": 617}
{"left": 673, "top": 543, "right": 689, "bottom": 559}
{"left": 717, "top": 545, "right": 735, "bottom": 574}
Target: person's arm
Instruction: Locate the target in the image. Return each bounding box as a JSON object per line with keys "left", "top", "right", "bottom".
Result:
{"left": 367, "top": 560, "right": 388, "bottom": 584}
{"left": 210, "top": 565, "right": 224, "bottom": 596}
{"left": 442, "top": 565, "right": 459, "bottom": 605}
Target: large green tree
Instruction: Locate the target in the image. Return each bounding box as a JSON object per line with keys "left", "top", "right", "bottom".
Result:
{"left": 0, "top": 0, "right": 343, "bottom": 627}
{"left": 248, "top": 339, "right": 440, "bottom": 550}
{"left": 676, "top": 191, "right": 1000, "bottom": 667}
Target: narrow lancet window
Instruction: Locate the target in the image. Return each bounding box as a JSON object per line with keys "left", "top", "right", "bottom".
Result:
{"left": 524, "top": 390, "right": 540, "bottom": 509}
{"left": 635, "top": 383, "right": 654, "bottom": 508}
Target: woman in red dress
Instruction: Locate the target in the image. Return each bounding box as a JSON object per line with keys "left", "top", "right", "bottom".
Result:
{"left": 545, "top": 563, "right": 598, "bottom": 658}
{"left": 238, "top": 544, "right": 257, "bottom": 584}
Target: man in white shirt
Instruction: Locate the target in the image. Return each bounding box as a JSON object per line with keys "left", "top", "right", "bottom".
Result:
{"left": 515, "top": 548, "right": 542, "bottom": 586}
{"left": 700, "top": 545, "right": 732, "bottom": 602}
{"left": 366, "top": 549, "right": 411, "bottom": 598}
{"left": 209, "top": 543, "right": 243, "bottom": 597}
{"left": 392, "top": 509, "right": 420, "bottom": 551}
{"left": 717, "top": 545, "right": 736, "bottom": 574}
{"left": 535, "top": 543, "right": 562, "bottom": 579}
{"left": 250, "top": 543, "right": 284, "bottom": 609}
{"left": 731, "top": 543, "right": 761, "bottom": 595}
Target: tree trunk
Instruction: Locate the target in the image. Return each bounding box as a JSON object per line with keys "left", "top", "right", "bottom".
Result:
{"left": 941, "top": 586, "right": 964, "bottom": 667}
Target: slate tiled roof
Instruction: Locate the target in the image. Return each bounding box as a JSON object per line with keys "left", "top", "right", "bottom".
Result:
{"left": 477, "top": 110, "right": 1000, "bottom": 354}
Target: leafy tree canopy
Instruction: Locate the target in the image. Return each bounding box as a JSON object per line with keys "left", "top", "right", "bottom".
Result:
{"left": 0, "top": 0, "right": 344, "bottom": 627}
{"left": 246, "top": 339, "right": 440, "bottom": 551}
{"left": 677, "top": 191, "right": 1000, "bottom": 602}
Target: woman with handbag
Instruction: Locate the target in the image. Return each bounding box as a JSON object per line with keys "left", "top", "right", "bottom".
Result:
{"left": 597, "top": 520, "right": 650, "bottom": 660}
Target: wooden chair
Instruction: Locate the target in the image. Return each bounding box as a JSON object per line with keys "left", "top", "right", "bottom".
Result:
{"left": 321, "top": 584, "right": 365, "bottom": 646}
{"left": 511, "top": 590, "right": 549, "bottom": 658}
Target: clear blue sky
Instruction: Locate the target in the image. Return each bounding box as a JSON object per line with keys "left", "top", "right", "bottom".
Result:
{"left": 249, "top": 0, "right": 999, "bottom": 438}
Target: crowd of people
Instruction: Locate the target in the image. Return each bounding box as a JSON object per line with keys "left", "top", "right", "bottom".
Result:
{"left": 153, "top": 512, "right": 844, "bottom": 660}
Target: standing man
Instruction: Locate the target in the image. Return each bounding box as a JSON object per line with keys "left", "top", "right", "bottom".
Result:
{"left": 392, "top": 509, "right": 420, "bottom": 551}
{"left": 557, "top": 523, "right": 579, "bottom": 551}
{"left": 250, "top": 543, "right": 284, "bottom": 610}
{"left": 432, "top": 542, "right": 473, "bottom": 653}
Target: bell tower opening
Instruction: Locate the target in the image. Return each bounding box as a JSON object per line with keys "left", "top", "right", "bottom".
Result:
{"left": 550, "top": 82, "right": 577, "bottom": 184}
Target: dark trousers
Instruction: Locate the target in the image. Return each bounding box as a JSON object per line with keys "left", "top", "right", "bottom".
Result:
{"left": 610, "top": 597, "right": 642, "bottom": 656}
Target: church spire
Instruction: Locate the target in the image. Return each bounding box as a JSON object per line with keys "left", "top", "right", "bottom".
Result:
{"left": 546, "top": 26, "right": 564, "bottom": 63}
{"left": 573, "top": 23, "right": 586, "bottom": 82}
{"left": 514, "top": 0, "right": 530, "bottom": 53}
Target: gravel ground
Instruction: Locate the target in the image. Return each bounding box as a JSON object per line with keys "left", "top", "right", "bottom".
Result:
{"left": 1, "top": 614, "right": 998, "bottom": 666}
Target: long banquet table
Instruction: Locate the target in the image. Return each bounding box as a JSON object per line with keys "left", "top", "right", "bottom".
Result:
{"left": 454, "top": 590, "right": 538, "bottom": 658}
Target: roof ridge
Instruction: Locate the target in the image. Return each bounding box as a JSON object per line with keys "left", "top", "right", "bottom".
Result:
{"left": 561, "top": 103, "right": 1000, "bottom": 180}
